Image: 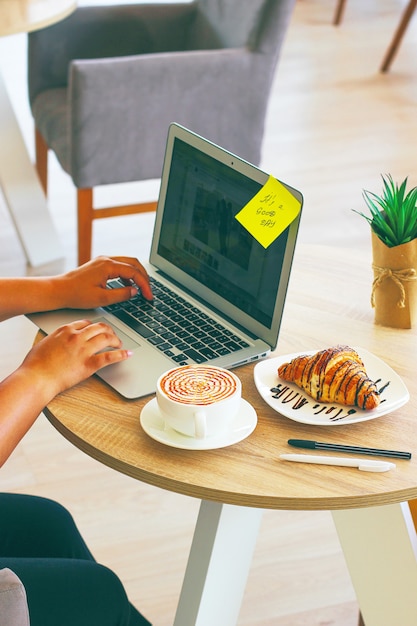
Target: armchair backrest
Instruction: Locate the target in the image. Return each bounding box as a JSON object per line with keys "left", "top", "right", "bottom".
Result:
{"left": 28, "top": 0, "right": 296, "bottom": 184}
{"left": 187, "top": 0, "right": 294, "bottom": 56}
{"left": 28, "top": 0, "right": 294, "bottom": 106}
{"left": 186, "top": 0, "right": 265, "bottom": 49}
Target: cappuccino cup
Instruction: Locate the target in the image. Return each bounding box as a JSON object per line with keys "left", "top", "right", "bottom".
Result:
{"left": 156, "top": 365, "right": 242, "bottom": 439}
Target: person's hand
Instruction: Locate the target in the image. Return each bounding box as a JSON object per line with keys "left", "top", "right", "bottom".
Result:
{"left": 19, "top": 320, "right": 132, "bottom": 400}
{"left": 56, "top": 256, "right": 153, "bottom": 309}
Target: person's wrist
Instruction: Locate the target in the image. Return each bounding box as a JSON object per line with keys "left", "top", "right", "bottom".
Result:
{"left": 15, "top": 363, "right": 61, "bottom": 406}
{"left": 49, "top": 274, "right": 71, "bottom": 309}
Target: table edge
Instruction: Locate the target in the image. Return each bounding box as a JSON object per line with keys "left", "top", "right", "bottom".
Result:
{"left": 44, "top": 408, "right": 417, "bottom": 511}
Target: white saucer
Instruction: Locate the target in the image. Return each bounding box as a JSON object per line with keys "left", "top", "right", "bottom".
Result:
{"left": 140, "top": 398, "right": 257, "bottom": 450}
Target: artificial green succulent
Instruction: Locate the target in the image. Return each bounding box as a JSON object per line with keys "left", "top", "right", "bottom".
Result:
{"left": 354, "top": 174, "right": 417, "bottom": 247}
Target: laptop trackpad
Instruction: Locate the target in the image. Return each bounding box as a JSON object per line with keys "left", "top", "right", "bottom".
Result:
{"left": 95, "top": 317, "right": 141, "bottom": 352}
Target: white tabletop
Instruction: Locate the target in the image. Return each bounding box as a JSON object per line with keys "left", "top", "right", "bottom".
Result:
{"left": 0, "top": 0, "right": 76, "bottom": 37}
{"left": 0, "top": 0, "right": 73, "bottom": 266}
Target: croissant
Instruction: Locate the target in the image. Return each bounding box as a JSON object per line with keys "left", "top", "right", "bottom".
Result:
{"left": 278, "top": 345, "right": 380, "bottom": 410}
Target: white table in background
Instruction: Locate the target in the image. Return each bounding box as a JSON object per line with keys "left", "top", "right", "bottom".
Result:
{"left": 0, "top": 0, "right": 76, "bottom": 266}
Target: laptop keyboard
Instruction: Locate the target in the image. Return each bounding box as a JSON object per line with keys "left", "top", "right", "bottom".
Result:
{"left": 103, "top": 277, "right": 250, "bottom": 365}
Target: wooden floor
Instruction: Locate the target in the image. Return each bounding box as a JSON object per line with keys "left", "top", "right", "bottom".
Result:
{"left": 1, "top": 0, "right": 417, "bottom": 624}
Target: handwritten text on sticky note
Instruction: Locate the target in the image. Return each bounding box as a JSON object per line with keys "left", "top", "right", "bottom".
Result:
{"left": 234, "top": 175, "right": 301, "bottom": 248}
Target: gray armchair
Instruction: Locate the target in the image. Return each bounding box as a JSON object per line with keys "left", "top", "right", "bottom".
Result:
{"left": 28, "top": 0, "right": 296, "bottom": 264}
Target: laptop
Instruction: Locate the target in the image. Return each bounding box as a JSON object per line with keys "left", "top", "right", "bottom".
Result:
{"left": 29, "top": 123, "right": 303, "bottom": 399}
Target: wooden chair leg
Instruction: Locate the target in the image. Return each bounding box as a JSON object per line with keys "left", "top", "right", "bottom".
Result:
{"left": 408, "top": 498, "right": 417, "bottom": 533}
{"left": 77, "top": 188, "right": 94, "bottom": 266}
{"left": 380, "top": 0, "right": 417, "bottom": 72}
{"left": 35, "top": 129, "right": 158, "bottom": 266}
{"left": 333, "top": 0, "right": 348, "bottom": 25}
{"left": 35, "top": 128, "right": 48, "bottom": 195}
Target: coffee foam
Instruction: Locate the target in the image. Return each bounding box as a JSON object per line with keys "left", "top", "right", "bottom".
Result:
{"left": 160, "top": 365, "right": 237, "bottom": 405}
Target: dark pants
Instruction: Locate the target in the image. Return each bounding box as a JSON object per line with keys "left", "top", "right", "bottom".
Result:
{"left": 0, "top": 493, "right": 151, "bottom": 626}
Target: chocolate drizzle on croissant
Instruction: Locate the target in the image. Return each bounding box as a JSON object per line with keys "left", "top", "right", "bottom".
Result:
{"left": 278, "top": 345, "right": 380, "bottom": 410}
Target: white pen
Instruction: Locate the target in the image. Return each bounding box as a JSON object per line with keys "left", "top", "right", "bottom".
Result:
{"left": 280, "top": 453, "right": 396, "bottom": 473}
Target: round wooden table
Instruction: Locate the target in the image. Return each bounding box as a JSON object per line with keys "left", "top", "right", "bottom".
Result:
{"left": 42, "top": 244, "right": 417, "bottom": 626}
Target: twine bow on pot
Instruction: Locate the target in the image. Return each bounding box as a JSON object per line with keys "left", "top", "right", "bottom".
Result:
{"left": 371, "top": 264, "right": 417, "bottom": 309}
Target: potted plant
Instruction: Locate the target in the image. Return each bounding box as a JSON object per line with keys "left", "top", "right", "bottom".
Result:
{"left": 354, "top": 174, "right": 417, "bottom": 328}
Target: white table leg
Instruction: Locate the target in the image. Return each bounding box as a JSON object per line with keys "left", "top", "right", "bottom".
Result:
{"left": 332, "top": 502, "right": 417, "bottom": 626}
{"left": 173, "top": 500, "right": 263, "bottom": 626}
{"left": 0, "top": 70, "right": 63, "bottom": 267}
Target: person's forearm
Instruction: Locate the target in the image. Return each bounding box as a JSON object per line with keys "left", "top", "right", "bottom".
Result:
{"left": 0, "top": 367, "right": 52, "bottom": 466}
{"left": 0, "top": 257, "right": 153, "bottom": 322}
{"left": 0, "top": 276, "right": 63, "bottom": 321}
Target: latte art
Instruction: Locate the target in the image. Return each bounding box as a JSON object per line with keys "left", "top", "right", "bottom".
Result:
{"left": 160, "top": 365, "right": 237, "bottom": 405}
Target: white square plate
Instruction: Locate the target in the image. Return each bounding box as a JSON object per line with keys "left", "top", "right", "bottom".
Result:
{"left": 253, "top": 347, "right": 409, "bottom": 426}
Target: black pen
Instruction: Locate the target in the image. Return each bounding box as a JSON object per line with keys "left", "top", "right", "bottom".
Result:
{"left": 287, "top": 439, "right": 412, "bottom": 460}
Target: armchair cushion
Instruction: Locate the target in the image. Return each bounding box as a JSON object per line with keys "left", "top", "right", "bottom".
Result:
{"left": 0, "top": 568, "right": 30, "bottom": 626}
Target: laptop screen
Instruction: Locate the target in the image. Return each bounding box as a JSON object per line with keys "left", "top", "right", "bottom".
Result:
{"left": 156, "top": 137, "right": 289, "bottom": 329}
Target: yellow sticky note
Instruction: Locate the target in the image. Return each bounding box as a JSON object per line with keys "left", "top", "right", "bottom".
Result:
{"left": 235, "top": 175, "right": 301, "bottom": 248}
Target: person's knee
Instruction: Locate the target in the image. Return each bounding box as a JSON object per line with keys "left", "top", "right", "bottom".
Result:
{"left": 0, "top": 493, "right": 73, "bottom": 528}
{"left": 0, "top": 493, "right": 92, "bottom": 560}
{"left": 30, "top": 495, "right": 74, "bottom": 525}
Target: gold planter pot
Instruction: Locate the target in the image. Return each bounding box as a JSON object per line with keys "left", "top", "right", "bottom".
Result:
{"left": 371, "top": 232, "right": 417, "bottom": 328}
